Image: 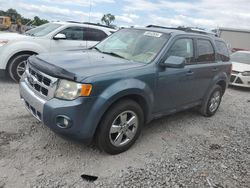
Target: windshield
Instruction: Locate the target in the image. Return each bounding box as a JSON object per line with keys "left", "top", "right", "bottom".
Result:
{"left": 95, "top": 29, "right": 169, "bottom": 64}
{"left": 25, "top": 23, "right": 61, "bottom": 37}
{"left": 231, "top": 52, "right": 250, "bottom": 65}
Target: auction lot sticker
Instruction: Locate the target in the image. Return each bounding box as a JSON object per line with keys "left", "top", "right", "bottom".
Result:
{"left": 144, "top": 31, "right": 162, "bottom": 37}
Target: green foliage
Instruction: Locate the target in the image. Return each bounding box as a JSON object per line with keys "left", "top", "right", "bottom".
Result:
{"left": 33, "top": 16, "right": 49, "bottom": 26}
{"left": 101, "top": 13, "right": 115, "bottom": 26}
{"left": 0, "top": 8, "right": 48, "bottom": 26}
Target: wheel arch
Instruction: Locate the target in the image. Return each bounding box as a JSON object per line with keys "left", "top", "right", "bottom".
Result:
{"left": 104, "top": 93, "right": 150, "bottom": 124}
{"left": 92, "top": 92, "right": 152, "bottom": 142}
{"left": 6, "top": 50, "right": 38, "bottom": 71}
{"left": 216, "top": 80, "right": 227, "bottom": 95}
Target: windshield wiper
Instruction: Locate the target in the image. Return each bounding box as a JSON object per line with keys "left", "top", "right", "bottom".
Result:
{"left": 91, "top": 46, "right": 102, "bottom": 53}
{"left": 101, "top": 51, "right": 126, "bottom": 59}
{"left": 91, "top": 47, "right": 126, "bottom": 60}
{"left": 25, "top": 33, "right": 35, "bottom": 36}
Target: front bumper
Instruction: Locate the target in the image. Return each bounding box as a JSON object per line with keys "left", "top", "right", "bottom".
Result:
{"left": 19, "top": 79, "right": 105, "bottom": 143}
{"left": 229, "top": 72, "right": 250, "bottom": 88}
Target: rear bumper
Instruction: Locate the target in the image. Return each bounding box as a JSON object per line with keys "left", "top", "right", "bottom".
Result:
{"left": 229, "top": 73, "right": 250, "bottom": 88}
{"left": 19, "top": 79, "right": 106, "bottom": 143}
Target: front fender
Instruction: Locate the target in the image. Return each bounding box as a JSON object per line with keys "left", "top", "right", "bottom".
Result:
{"left": 0, "top": 41, "right": 48, "bottom": 69}
{"left": 80, "top": 78, "right": 154, "bottom": 139}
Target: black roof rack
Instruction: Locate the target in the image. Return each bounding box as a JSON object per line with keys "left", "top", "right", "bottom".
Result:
{"left": 67, "top": 21, "right": 116, "bottom": 29}
{"left": 146, "top": 25, "right": 217, "bottom": 36}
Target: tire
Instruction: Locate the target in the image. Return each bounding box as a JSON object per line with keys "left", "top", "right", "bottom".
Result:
{"left": 8, "top": 54, "right": 31, "bottom": 82}
{"left": 96, "top": 99, "right": 144, "bottom": 155}
{"left": 199, "top": 85, "right": 223, "bottom": 117}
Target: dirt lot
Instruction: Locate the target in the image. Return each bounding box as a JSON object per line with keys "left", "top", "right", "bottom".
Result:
{"left": 0, "top": 77, "right": 249, "bottom": 188}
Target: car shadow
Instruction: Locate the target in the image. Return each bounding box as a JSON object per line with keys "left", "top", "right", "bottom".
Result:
{"left": 228, "top": 85, "right": 250, "bottom": 92}
{"left": 0, "top": 76, "right": 14, "bottom": 84}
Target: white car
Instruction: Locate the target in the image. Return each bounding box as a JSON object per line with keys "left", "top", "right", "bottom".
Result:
{"left": 0, "top": 21, "right": 115, "bottom": 81}
{"left": 230, "top": 51, "right": 250, "bottom": 88}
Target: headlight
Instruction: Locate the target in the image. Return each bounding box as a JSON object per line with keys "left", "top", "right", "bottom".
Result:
{"left": 55, "top": 80, "right": 92, "bottom": 100}
{"left": 242, "top": 71, "right": 250, "bottom": 76}
{"left": 0, "top": 40, "right": 9, "bottom": 47}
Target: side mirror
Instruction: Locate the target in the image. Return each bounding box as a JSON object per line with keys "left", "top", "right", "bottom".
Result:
{"left": 160, "top": 56, "right": 186, "bottom": 68}
{"left": 53, "top": 33, "right": 66, "bottom": 40}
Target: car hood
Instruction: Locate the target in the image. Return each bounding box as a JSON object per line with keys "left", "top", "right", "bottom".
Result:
{"left": 232, "top": 62, "right": 250, "bottom": 72}
{"left": 28, "top": 50, "right": 144, "bottom": 81}
{"left": 0, "top": 33, "right": 30, "bottom": 40}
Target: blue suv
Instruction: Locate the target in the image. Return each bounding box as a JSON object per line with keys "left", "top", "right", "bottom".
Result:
{"left": 19, "top": 26, "right": 231, "bottom": 154}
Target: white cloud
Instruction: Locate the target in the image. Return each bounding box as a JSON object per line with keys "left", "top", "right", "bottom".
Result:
{"left": 2, "top": 2, "right": 104, "bottom": 23}
{"left": 41, "top": 0, "right": 115, "bottom": 7}
{"left": 124, "top": 0, "right": 250, "bottom": 29}
{"left": 116, "top": 13, "right": 140, "bottom": 23}
{"left": 1, "top": 0, "right": 250, "bottom": 29}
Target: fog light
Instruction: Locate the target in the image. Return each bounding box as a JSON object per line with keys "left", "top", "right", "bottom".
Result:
{"left": 56, "top": 115, "right": 72, "bottom": 129}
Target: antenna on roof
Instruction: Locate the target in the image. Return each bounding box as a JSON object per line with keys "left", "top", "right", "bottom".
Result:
{"left": 86, "top": 0, "right": 92, "bottom": 48}
{"left": 88, "top": 0, "right": 92, "bottom": 23}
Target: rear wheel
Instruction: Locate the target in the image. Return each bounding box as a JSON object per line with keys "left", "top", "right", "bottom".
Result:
{"left": 96, "top": 99, "right": 144, "bottom": 155}
{"left": 8, "top": 54, "right": 31, "bottom": 82}
{"left": 200, "top": 85, "right": 222, "bottom": 117}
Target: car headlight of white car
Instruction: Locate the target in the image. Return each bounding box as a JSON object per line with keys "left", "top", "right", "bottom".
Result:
{"left": 242, "top": 71, "right": 250, "bottom": 76}
{"left": 55, "top": 79, "right": 92, "bottom": 100}
{"left": 0, "top": 40, "right": 9, "bottom": 47}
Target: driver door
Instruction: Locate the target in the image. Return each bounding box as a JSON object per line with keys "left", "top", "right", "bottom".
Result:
{"left": 154, "top": 37, "right": 198, "bottom": 113}
{"left": 50, "top": 26, "right": 87, "bottom": 52}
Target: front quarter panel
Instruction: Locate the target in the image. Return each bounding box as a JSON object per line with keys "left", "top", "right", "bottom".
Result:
{"left": 79, "top": 69, "right": 156, "bottom": 139}
{"left": 0, "top": 39, "right": 49, "bottom": 69}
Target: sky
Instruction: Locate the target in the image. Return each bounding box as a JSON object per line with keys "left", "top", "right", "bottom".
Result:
{"left": 0, "top": 0, "right": 250, "bottom": 29}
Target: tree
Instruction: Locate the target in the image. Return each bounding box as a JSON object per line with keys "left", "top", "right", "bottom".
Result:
{"left": 0, "top": 8, "right": 48, "bottom": 26}
{"left": 33, "top": 16, "right": 49, "bottom": 26}
{"left": 5, "top": 8, "right": 21, "bottom": 23}
{"left": 101, "top": 13, "right": 115, "bottom": 26}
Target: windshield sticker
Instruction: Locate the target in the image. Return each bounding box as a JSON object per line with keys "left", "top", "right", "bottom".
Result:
{"left": 144, "top": 31, "right": 162, "bottom": 37}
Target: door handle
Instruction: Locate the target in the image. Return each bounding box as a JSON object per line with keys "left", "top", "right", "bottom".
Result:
{"left": 212, "top": 67, "right": 219, "bottom": 72}
{"left": 186, "top": 70, "right": 194, "bottom": 76}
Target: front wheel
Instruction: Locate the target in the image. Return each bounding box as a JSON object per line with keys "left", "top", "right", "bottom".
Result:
{"left": 200, "top": 85, "right": 222, "bottom": 117}
{"left": 96, "top": 99, "right": 144, "bottom": 155}
{"left": 8, "top": 54, "right": 31, "bottom": 82}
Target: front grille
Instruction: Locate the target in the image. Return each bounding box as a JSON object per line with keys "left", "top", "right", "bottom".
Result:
{"left": 25, "top": 64, "right": 58, "bottom": 100}
{"left": 230, "top": 75, "right": 236, "bottom": 83}
{"left": 24, "top": 100, "right": 42, "bottom": 121}
{"left": 27, "top": 67, "right": 51, "bottom": 97}
{"left": 235, "top": 77, "right": 243, "bottom": 84}
{"left": 232, "top": 70, "right": 240, "bottom": 74}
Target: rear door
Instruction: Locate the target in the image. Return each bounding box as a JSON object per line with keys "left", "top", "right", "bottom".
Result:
{"left": 189, "top": 37, "right": 218, "bottom": 100}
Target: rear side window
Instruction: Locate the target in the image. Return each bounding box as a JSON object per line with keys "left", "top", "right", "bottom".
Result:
{"left": 60, "top": 27, "right": 84, "bottom": 40}
{"left": 83, "top": 28, "right": 108, "bottom": 41}
{"left": 196, "top": 39, "right": 215, "bottom": 63}
{"left": 167, "top": 38, "right": 194, "bottom": 64}
{"left": 215, "top": 41, "right": 230, "bottom": 62}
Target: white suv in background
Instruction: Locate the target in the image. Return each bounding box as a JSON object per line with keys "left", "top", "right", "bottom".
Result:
{"left": 0, "top": 21, "right": 116, "bottom": 82}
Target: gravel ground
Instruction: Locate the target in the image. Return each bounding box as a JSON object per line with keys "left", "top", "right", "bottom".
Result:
{"left": 0, "top": 77, "right": 249, "bottom": 188}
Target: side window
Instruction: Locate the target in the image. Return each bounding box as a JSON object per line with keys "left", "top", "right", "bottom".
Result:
{"left": 83, "top": 28, "right": 108, "bottom": 41}
{"left": 215, "top": 41, "right": 230, "bottom": 62}
{"left": 59, "top": 27, "right": 84, "bottom": 40}
{"left": 167, "top": 38, "right": 194, "bottom": 64}
{"left": 197, "top": 39, "right": 215, "bottom": 63}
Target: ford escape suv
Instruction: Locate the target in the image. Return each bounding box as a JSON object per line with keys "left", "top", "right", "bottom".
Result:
{"left": 19, "top": 26, "right": 231, "bottom": 154}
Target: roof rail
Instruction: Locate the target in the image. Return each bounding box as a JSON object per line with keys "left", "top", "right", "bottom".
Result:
{"left": 146, "top": 25, "right": 217, "bottom": 36}
{"left": 66, "top": 21, "right": 116, "bottom": 29}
